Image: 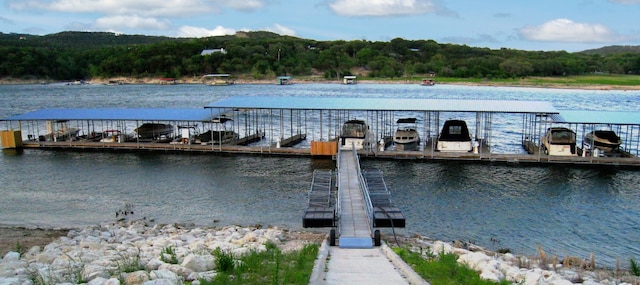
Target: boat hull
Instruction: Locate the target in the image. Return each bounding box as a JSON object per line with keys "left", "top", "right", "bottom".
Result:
{"left": 584, "top": 130, "right": 621, "bottom": 152}
{"left": 134, "top": 123, "right": 173, "bottom": 139}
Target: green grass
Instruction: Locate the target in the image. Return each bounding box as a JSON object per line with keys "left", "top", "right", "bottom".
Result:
{"left": 400, "top": 74, "right": 640, "bottom": 87}
{"left": 393, "top": 247, "right": 511, "bottom": 285}
{"left": 201, "top": 242, "right": 319, "bottom": 285}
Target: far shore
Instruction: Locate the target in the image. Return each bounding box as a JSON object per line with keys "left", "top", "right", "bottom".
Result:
{"left": 2, "top": 76, "right": 640, "bottom": 91}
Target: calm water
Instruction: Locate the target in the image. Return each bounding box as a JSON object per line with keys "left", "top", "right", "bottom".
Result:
{"left": 1, "top": 83, "right": 639, "bottom": 266}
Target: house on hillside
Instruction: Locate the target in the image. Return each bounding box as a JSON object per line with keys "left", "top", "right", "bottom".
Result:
{"left": 200, "top": 48, "right": 227, "bottom": 56}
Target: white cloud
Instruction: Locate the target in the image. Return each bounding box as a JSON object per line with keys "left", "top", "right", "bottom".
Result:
{"left": 329, "top": 0, "right": 437, "bottom": 16}
{"left": 177, "top": 25, "right": 236, "bottom": 37}
{"left": 265, "top": 23, "right": 296, "bottom": 36}
{"left": 1, "top": 16, "right": 14, "bottom": 25}
{"left": 8, "top": 0, "right": 219, "bottom": 17}
{"left": 608, "top": 0, "right": 640, "bottom": 4}
{"left": 95, "top": 15, "right": 171, "bottom": 30}
{"left": 518, "top": 19, "right": 619, "bottom": 43}
{"left": 216, "top": 0, "right": 266, "bottom": 11}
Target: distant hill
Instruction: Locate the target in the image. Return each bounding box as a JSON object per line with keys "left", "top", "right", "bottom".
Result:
{"left": 0, "top": 31, "right": 185, "bottom": 49}
{"left": 0, "top": 31, "right": 288, "bottom": 50}
{"left": 580, "top": 45, "right": 640, "bottom": 55}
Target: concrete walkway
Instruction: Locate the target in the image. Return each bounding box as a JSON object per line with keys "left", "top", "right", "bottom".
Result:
{"left": 310, "top": 240, "right": 428, "bottom": 285}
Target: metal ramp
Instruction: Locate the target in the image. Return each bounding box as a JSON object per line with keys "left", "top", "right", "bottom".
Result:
{"left": 362, "top": 169, "right": 406, "bottom": 228}
{"left": 302, "top": 170, "right": 336, "bottom": 228}
{"left": 302, "top": 146, "right": 405, "bottom": 248}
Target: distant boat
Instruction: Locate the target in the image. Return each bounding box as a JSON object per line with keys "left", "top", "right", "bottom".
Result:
{"left": 277, "top": 76, "right": 293, "bottom": 85}
{"left": 393, "top": 118, "right": 420, "bottom": 151}
{"left": 340, "top": 119, "right": 373, "bottom": 150}
{"left": 134, "top": 123, "right": 173, "bottom": 139}
{"left": 436, "top": 119, "right": 472, "bottom": 152}
{"left": 584, "top": 129, "right": 621, "bottom": 152}
{"left": 541, "top": 127, "right": 577, "bottom": 156}
{"left": 421, "top": 78, "right": 435, "bottom": 86}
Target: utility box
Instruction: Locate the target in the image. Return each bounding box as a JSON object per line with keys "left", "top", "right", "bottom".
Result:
{"left": 1, "top": 130, "right": 23, "bottom": 149}
{"left": 310, "top": 141, "right": 337, "bottom": 156}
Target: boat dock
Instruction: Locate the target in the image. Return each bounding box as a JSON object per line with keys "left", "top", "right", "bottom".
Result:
{"left": 2, "top": 97, "right": 640, "bottom": 167}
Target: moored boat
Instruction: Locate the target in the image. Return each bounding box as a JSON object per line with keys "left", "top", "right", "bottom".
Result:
{"left": 134, "top": 123, "right": 174, "bottom": 139}
{"left": 393, "top": 118, "right": 420, "bottom": 151}
{"left": 541, "top": 127, "right": 577, "bottom": 156}
{"left": 436, "top": 119, "right": 472, "bottom": 152}
{"left": 195, "top": 117, "right": 238, "bottom": 144}
{"left": 340, "top": 119, "right": 372, "bottom": 150}
{"left": 584, "top": 129, "right": 621, "bottom": 152}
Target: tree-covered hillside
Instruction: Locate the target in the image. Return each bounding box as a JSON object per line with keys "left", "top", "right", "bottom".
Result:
{"left": 1, "top": 31, "right": 640, "bottom": 81}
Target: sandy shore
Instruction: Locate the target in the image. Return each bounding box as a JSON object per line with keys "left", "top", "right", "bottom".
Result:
{"left": 0, "top": 227, "right": 70, "bottom": 256}
{"left": 2, "top": 77, "right": 639, "bottom": 91}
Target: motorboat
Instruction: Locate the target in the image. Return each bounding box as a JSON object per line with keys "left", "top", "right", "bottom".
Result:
{"left": 393, "top": 118, "right": 420, "bottom": 151}
{"left": 584, "top": 129, "right": 621, "bottom": 153}
{"left": 196, "top": 117, "right": 238, "bottom": 144}
{"left": 436, "top": 119, "right": 472, "bottom": 152}
{"left": 541, "top": 127, "right": 577, "bottom": 156}
{"left": 100, "top": 130, "right": 122, "bottom": 143}
{"left": 39, "top": 120, "right": 80, "bottom": 142}
{"left": 134, "top": 123, "right": 174, "bottom": 139}
{"left": 421, "top": 78, "right": 435, "bottom": 86}
{"left": 340, "top": 119, "right": 372, "bottom": 150}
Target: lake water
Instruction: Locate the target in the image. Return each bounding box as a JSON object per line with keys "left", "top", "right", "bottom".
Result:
{"left": 1, "top": 83, "right": 639, "bottom": 267}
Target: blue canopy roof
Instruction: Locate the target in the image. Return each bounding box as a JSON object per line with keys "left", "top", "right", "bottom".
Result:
{"left": 1, "top": 108, "right": 219, "bottom": 121}
{"left": 552, "top": 110, "right": 640, "bottom": 125}
{"left": 205, "top": 96, "right": 559, "bottom": 114}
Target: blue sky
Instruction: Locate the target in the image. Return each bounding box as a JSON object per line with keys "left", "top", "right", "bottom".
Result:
{"left": 2, "top": 0, "right": 640, "bottom": 52}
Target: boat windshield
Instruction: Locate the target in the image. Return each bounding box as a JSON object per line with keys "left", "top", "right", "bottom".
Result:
{"left": 342, "top": 121, "right": 367, "bottom": 138}
{"left": 550, "top": 130, "right": 575, "bottom": 143}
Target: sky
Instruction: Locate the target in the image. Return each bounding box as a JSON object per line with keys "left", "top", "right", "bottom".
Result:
{"left": 2, "top": 0, "right": 640, "bottom": 52}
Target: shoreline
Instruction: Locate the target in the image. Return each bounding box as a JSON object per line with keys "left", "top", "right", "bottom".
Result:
{"left": 2, "top": 77, "right": 640, "bottom": 91}
{"left": 1, "top": 222, "right": 639, "bottom": 285}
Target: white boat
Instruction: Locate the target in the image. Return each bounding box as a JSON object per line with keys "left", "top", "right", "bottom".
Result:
{"left": 541, "top": 127, "right": 577, "bottom": 156}
{"left": 134, "top": 123, "right": 174, "bottom": 139}
{"left": 584, "top": 129, "right": 621, "bottom": 153}
{"left": 436, "top": 120, "right": 472, "bottom": 152}
{"left": 393, "top": 118, "right": 420, "bottom": 151}
{"left": 340, "top": 119, "right": 373, "bottom": 150}
{"left": 100, "top": 130, "right": 122, "bottom": 143}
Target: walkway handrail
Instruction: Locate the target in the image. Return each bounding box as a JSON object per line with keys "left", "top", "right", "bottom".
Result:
{"left": 336, "top": 145, "right": 342, "bottom": 231}
{"left": 352, "top": 144, "right": 374, "bottom": 234}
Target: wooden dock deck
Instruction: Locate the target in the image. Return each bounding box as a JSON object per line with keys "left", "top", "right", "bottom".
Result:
{"left": 337, "top": 150, "right": 373, "bottom": 248}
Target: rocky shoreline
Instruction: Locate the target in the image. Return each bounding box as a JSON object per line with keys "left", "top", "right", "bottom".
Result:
{"left": 1, "top": 221, "right": 639, "bottom": 285}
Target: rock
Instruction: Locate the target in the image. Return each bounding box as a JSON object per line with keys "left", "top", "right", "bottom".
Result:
{"left": 124, "top": 270, "right": 150, "bottom": 285}
{"left": 149, "top": 269, "right": 179, "bottom": 282}
{"left": 180, "top": 254, "right": 214, "bottom": 272}
{"left": 2, "top": 252, "right": 20, "bottom": 262}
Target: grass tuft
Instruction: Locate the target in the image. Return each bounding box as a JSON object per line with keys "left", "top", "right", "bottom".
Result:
{"left": 393, "top": 246, "right": 511, "bottom": 285}
{"left": 202, "top": 243, "right": 319, "bottom": 285}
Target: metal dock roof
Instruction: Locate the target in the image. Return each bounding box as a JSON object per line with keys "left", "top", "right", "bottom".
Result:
{"left": 552, "top": 110, "right": 640, "bottom": 125}
{"left": 1, "top": 108, "right": 219, "bottom": 121}
{"left": 205, "top": 96, "right": 559, "bottom": 114}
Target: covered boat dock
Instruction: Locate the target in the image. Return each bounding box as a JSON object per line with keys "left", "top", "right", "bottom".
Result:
{"left": 2, "top": 97, "right": 640, "bottom": 166}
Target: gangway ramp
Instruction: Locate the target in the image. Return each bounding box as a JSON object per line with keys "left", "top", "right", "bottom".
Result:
{"left": 337, "top": 149, "right": 374, "bottom": 248}
{"left": 302, "top": 148, "right": 405, "bottom": 248}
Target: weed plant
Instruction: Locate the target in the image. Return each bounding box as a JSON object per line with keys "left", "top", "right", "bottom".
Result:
{"left": 160, "top": 245, "right": 179, "bottom": 264}
{"left": 201, "top": 242, "right": 319, "bottom": 285}
{"left": 393, "top": 247, "right": 511, "bottom": 285}
{"left": 631, "top": 258, "right": 640, "bottom": 276}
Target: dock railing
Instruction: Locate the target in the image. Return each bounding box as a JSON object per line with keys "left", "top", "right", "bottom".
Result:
{"left": 336, "top": 145, "right": 342, "bottom": 234}
{"left": 352, "top": 143, "right": 374, "bottom": 235}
